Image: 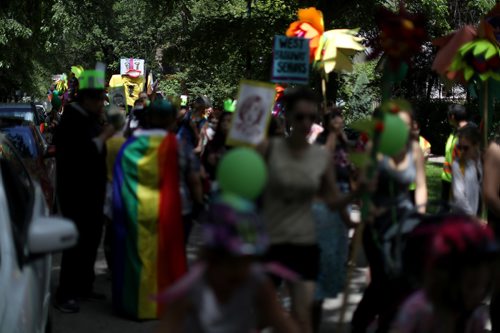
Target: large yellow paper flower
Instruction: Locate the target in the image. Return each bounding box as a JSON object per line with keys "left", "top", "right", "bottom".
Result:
{"left": 315, "top": 29, "right": 364, "bottom": 73}
{"left": 286, "top": 7, "right": 325, "bottom": 61}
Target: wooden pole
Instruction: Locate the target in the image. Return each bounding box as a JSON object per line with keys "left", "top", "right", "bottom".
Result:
{"left": 321, "top": 76, "right": 328, "bottom": 115}
{"left": 483, "top": 80, "right": 489, "bottom": 150}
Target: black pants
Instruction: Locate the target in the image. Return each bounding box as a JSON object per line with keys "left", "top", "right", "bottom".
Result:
{"left": 351, "top": 226, "right": 406, "bottom": 333}
{"left": 441, "top": 180, "right": 451, "bottom": 203}
{"left": 57, "top": 214, "right": 104, "bottom": 301}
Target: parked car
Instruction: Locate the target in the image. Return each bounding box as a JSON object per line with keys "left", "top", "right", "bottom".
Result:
{"left": 0, "top": 134, "right": 77, "bottom": 333}
{"left": 0, "top": 120, "right": 56, "bottom": 211}
{"left": 0, "top": 103, "right": 45, "bottom": 128}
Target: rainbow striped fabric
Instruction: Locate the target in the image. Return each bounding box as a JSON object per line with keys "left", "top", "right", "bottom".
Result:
{"left": 112, "top": 130, "right": 187, "bottom": 319}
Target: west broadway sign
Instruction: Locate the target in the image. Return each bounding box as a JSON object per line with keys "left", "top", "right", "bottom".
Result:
{"left": 271, "top": 35, "right": 310, "bottom": 85}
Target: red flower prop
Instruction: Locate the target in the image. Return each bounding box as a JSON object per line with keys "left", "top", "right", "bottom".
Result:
{"left": 369, "top": 5, "right": 427, "bottom": 67}
{"left": 375, "top": 121, "right": 385, "bottom": 133}
{"left": 286, "top": 7, "right": 325, "bottom": 62}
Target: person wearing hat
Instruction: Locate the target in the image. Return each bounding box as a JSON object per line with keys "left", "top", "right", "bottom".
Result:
{"left": 112, "top": 100, "right": 202, "bottom": 320}
{"left": 155, "top": 196, "right": 299, "bottom": 333}
{"left": 54, "top": 69, "right": 118, "bottom": 313}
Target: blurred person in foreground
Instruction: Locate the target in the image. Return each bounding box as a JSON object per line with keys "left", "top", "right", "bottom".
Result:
{"left": 312, "top": 109, "right": 354, "bottom": 332}
{"left": 259, "top": 87, "right": 367, "bottom": 333}
{"left": 483, "top": 128, "right": 500, "bottom": 332}
{"left": 392, "top": 216, "right": 498, "bottom": 333}
{"left": 155, "top": 196, "right": 299, "bottom": 333}
{"left": 352, "top": 106, "right": 427, "bottom": 333}
{"left": 54, "top": 69, "right": 117, "bottom": 313}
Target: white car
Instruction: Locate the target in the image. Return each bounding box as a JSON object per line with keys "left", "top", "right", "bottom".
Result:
{"left": 0, "top": 135, "right": 78, "bottom": 333}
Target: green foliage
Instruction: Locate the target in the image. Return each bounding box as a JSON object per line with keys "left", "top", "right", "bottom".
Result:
{"left": 339, "top": 60, "right": 379, "bottom": 124}
{"left": 0, "top": 0, "right": 499, "bottom": 112}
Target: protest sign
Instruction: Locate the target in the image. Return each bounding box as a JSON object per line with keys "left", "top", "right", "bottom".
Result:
{"left": 108, "top": 85, "right": 127, "bottom": 112}
{"left": 226, "top": 80, "right": 276, "bottom": 147}
{"left": 271, "top": 35, "right": 310, "bottom": 84}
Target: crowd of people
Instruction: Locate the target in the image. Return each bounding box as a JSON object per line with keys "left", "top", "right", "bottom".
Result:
{"left": 45, "top": 67, "right": 500, "bottom": 333}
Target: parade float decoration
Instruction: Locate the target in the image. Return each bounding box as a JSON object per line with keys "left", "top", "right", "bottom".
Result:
{"left": 285, "top": 7, "right": 365, "bottom": 110}
{"left": 433, "top": 3, "right": 500, "bottom": 147}
{"left": 109, "top": 58, "right": 146, "bottom": 108}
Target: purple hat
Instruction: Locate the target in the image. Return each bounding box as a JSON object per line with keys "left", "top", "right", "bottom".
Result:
{"left": 202, "top": 194, "right": 269, "bottom": 256}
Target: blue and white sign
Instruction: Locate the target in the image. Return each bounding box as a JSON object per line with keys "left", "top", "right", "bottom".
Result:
{"left": 271, "top": 35, "right": 310, "bottom": 85}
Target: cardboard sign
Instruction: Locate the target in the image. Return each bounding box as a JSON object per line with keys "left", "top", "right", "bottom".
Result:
{"left": 108, "top": 85, "right": 128, "bottom": 114}
{"left": 271, "top": 35, "right": 310, "bottom": 84}
{"left": 120, "top": 58, "right": 145, "bottom": 76}
{"left": 226, "top": 80, "right": 276, "bottom": 147}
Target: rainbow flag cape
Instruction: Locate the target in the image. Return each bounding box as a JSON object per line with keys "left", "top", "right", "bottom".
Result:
{"left": 112, "top": 131, "right": 187, "bottom": 319}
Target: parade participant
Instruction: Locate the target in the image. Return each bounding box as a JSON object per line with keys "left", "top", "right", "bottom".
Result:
{"left": 312, "top": 110, "right": 353, "bottom": 333}
{"left": 409, "top": 119, "right": 431, "bottom": 202}
{"left": 202, "top": 109, "right": 234, "bottom": 184}
{"left": 112, "top": 100, "right": 199, "bottom": 320}
{"left": 483, "top": 130, "right": 500, "bottom": 332}
{"left": 155, "top": 197, "right": 300, "bottom": 333}
{"left": 441, "top": 104, "right": 468, "bottom": 202}
{"left": 54, "top": 69, "right": 116, "bottom": 313}
{"left": 392, "top": 216, "right": 497, "bottom": 333}
{"left": 177, "top": 96, "right": 210, "bottom": 152}
{"left": 259, "top": 87, "right": 365, "bottom": 333}
{"left": 452, "top": 125, "right": 482, "bottom": 216}
{"left": 351, "top": 107, "right": 427, "bottom": 333}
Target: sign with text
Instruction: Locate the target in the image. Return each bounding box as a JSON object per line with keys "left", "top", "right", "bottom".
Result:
{"left": 271, "top": 35, "right": 310, "bottom": 85}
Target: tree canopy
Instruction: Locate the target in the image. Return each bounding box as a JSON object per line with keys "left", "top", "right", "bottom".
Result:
{"left": 0, "top": 0, "right": 497, "bottom": 107}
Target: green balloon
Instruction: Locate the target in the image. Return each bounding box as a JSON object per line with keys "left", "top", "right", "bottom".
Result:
{"left": 379, "top": 113, "right": 409, "bottom": 156}
{"left": 53, "top": 90, "right": 60, "bottom": 97}
{"left": 217, "top": 148, "right": 268, "bottom": 200}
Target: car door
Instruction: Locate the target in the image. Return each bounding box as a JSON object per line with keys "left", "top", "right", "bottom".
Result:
{"left": 0, "top": 140, "right": 47, "bottom": 333}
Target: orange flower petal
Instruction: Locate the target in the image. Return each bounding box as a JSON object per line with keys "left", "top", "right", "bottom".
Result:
{"left": 286, "top": 21, "right": 302, "bottom": 37}
{"left": 297, "top": 7, "right": 324, "bottom": 35}
{"left": 298, "top": 22, "right": 321, "bottom": 39}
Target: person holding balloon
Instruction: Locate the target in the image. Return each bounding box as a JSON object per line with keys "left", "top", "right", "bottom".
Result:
{"left": 257, "top": 87, "right": 368, "bottom": 333}
{"left": 351, "top": 104, "right": 427, "bottom": 333}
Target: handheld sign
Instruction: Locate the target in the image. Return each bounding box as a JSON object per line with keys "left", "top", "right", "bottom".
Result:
{"left": 271, "top": 35, "right": 310, "bottom": 85}
{"left": 226, "top": 80, "right": 276, "bottom": 147}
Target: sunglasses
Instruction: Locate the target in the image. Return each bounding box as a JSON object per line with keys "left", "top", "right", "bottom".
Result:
{"left": 457, "top": 144, "right": 470, "bottom": 152}
{"left": 294, "top": 113, "right": 316, "bottom": 122}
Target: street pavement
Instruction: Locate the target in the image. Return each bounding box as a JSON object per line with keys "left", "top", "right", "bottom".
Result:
{"left": 52, "top": 224, "right": 369, "bottom": 333}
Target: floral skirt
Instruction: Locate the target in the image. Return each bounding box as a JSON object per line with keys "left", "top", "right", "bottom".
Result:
{"left": 313, "top": 202, "right": 348, "bottom": 300}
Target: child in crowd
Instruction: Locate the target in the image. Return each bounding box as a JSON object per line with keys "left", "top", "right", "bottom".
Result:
{"left": 392, "top": 216, "right": 498, "bottom": 333}
{"left": 155, "top": 196, "right": 299, "bottom": 333}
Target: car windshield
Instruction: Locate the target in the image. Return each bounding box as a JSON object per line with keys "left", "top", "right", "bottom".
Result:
{"left": 0, "top": 126, "right": 38, "bottom": 158}
{"left": 0, "top": 108, "right": 34, "bottom": 123}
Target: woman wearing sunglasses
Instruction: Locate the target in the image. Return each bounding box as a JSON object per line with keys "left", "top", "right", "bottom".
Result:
{"left": 258, "top": 87, "right": 364, "bottom": 333}
{"left": 452, "top": 124, "right": 482, "bottom": 216}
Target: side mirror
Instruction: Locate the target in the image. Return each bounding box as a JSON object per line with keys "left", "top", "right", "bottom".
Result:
{"left": 44, "top": 145, "right": 56, "bottom": 158}
{"left": 28, "top": 217, "right": 78, "bottom": 254}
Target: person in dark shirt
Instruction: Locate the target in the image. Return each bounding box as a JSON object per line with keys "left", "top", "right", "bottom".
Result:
{"left": 54, "top": 69, "right": 117, "bottom": 313}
